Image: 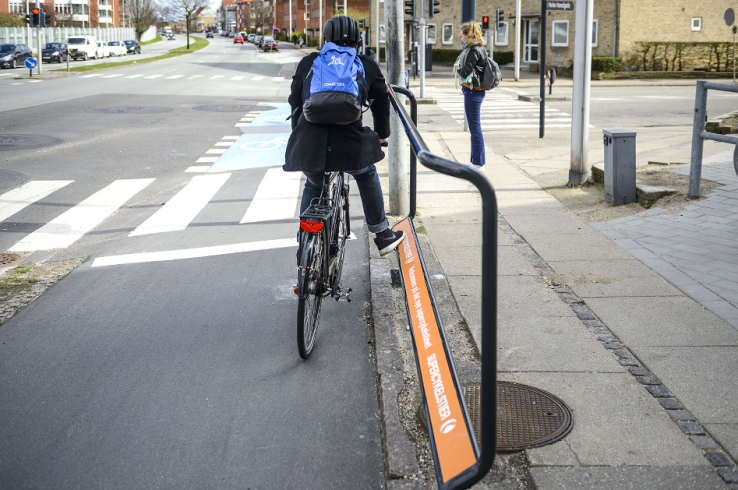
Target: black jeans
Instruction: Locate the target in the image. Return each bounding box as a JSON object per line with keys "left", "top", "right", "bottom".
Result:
{"left": 300, "top": 165, "right": 389, "bottom": 234}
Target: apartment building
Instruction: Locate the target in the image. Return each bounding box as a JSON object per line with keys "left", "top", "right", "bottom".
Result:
{"left": 1, "top": 0, "right": 121, "bottom": 27}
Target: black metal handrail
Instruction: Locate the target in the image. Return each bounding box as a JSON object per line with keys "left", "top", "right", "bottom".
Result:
{"left": 387, "top": 84, "right": 498, "bottom": 490}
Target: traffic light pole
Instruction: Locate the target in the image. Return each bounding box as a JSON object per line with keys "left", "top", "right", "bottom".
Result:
{"left": 539, "top": 0, "right": 546, "bottom": 138}
{"left": 419, "top": 17, "right": 425, "bottom": 98}
{"left": 35, "top": 0, "right": 42, "bottom": 75}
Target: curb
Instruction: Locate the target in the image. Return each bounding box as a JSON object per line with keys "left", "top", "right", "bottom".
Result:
{"left": 368, "top": 236, "right": 421, "bottom": 487}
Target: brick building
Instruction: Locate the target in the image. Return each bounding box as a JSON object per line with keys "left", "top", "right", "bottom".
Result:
{"left": 1, "top": 0, "right": 121, "bottom": 27}
{"left": 364, "top": 0, "right": 734, "bottom": 69}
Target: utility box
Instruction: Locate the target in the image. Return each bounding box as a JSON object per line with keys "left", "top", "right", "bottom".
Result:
{"left": 603, "top": 129, "right": 637, "bottom": 206}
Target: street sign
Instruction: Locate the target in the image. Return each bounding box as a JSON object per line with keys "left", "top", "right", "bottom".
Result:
{"left": 25, "top": 57, "right": 37, "bottom": 69}
{"left": 546, "top": 1, "right": 573, "bottom": 10}
{"left": 725, "top": 8, "right": 735, "bottom": 27}
{"left": 273, "top": 28, "right": 279, "bottom": 35}
{"left": 257, "top": 27, "right": 262, "bottom": 32}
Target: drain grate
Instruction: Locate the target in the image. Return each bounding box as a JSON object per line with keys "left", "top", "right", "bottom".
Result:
{"left": 0, "top": 134, "right": 64, "bottom": 151}
{"left": 462, "top": 382, "right": 574, "bottom": 451}
{"left": 0, "top": 253, "right": 24, "bottom": 268}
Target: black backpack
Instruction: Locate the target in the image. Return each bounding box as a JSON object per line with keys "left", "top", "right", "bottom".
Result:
{"left": 479, "top": 48, "right": 502, "bottom": 90}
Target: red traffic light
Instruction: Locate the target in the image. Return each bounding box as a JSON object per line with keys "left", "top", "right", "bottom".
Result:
{"left": 31, "top": 8, "right": 39, "bottom": 14}
{"left": 483, "top": 16, "right": 489, "bottom": 23}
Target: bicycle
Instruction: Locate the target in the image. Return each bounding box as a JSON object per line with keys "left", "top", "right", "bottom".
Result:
{"left": 296, "top": 171, "right": 351, "bottom": 359}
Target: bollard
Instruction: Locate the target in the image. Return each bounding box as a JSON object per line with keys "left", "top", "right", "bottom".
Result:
{"left": 603, "top": 129, "right": 637, "bottom": 206}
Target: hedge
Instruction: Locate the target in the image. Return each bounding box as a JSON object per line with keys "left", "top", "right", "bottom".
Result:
{"left": 425, "top": 48, "right": 514, "bottom": 65}
{"left": 592, "top": 56, "right": 621, "bottom": 73}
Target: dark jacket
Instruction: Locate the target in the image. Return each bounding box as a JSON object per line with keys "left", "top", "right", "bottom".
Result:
{"left": 283, "top": 51, "right": 391, "bottom": 173}
{"left": 458, "top": 44, "right": 487, "bottom": 90}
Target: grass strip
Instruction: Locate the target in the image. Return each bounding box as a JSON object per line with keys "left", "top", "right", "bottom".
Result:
{"left": 54, "top": 36, "right": 209, "bottom": 72}
{"left": 0, "top": 266, "right": 39, "bottom": 291}
{"left": 140, "top": 35, "right": 162, "bottom": 46}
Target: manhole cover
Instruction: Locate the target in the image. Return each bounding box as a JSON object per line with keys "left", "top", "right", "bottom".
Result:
{"left": 0, "top": 253, "right": 24, "bottom": 268}
{"left": 463, "top": 382, "right": 573, "bottom": 451}
{"left": 0, "top": 134, "right": 64, "bottom": 151}
{"left": 192, "top": 104, "right": 253, "bottom": 112}
{"left": 91, "top": 106, "right": 173, "bottom": 114}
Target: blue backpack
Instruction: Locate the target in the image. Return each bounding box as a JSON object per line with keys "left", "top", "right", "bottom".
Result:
{"left": 302, "top": 42, "right": 367, "bottom": 125}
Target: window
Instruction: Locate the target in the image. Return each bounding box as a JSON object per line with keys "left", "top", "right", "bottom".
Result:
{"left": 495, "top": 21, "right": 508, "bottom": 45}
{"left": 692, "top": 17, "right": 702, "bottom": 31}
{"left": 379, "top": 24, "right": 385, "bottom": 43}
{"left": 427, "top": 24, "right": 436, "bottom": 44}
{"left": 552, "top": 19, "right": 568, "bottom": 47}
{"left": 442, "top": 23, "right": 453, "bottom": 45}
{"left": 592, "top": 19, "right": 598, "bottom": 47}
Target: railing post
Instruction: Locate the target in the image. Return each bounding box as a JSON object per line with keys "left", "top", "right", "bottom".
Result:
{"left": 689, "top": 80, "right": 707, "bottom": 199}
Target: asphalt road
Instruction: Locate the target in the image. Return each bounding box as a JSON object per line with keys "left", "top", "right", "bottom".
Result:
{"left": 0, "top": 37, "right": 383, "bottom": 488}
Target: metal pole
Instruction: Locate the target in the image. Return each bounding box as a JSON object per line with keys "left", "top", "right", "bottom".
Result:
{"left": 514, "top": 0, "right": 520, "bottom": 81}
{"left": 319, "top": 0, "right": 322, "bottom": 48}
{"left": 733, "top": 28, "right": 736, "bottom": 84}
{"left": 539, "top": 0, "right": 545, "bottom": 138}
{"left": 289, "top": 0, "right": 292, "bottom": 43}
{"left": 568, "top": 0, "right": 594, "bottom": 186}
{"left": 376, "top": 0, "right": 380, "bottom": 62}
{"left": 36, "top": 0, "right": 42, "bottom": 76}
{"left": 689, "top": 80, "right": 707, "bottom": 199}
{"left": 419, "top": 18, "right": 425, "bottom": 98}
{"left": 344, "top": 0, "right": 347, "bottom": 15}
{"left": 386, "top": 0, "right": 408, "bottom": 216}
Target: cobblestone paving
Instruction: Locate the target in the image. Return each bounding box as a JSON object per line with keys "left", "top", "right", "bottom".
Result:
{"left": 592, "top": 149, "right": 738, "bottom": 330}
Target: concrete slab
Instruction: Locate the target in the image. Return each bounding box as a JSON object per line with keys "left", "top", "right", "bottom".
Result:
{"left": 586, "top": 297, "right": 738, "bottom": 347}
{"left": 548, "top": 260, "right": 684, "bottom": 298}
{"left": 704, "top": 423, "right": 738, "bottom": 462}
{"left": 637, "top": 347, "right": 738, "bottom": 423}
{"left": 500, "top": 372, "right": 711, "bottom": 466}
{"left": 525, "top": 232, "right": 635, "bottom": 262}
{"left": 505, "top": 213, "right": 596, "bottom": 236}
{"left": 433, "top": 245, "right": 538, "bottom": 277}
{"left": 497, "top": 316, "right": 624, "bottom": 373}
{"left": 529, "top": 466, "right": 727, "bottom": 490}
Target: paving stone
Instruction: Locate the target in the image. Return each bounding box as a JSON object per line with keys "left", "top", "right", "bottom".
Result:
{"left": 593, "top": 327, "right": 610, "bottom": 335}
{"left": 583, "top": 320, "right": 603, "bottom": 328}
{"left": 717, "top": 467, "right": 738, "bottom": 483}
{"left": 690, "top": 435, "right": 720, "bottom": 449}
{"left": 604, "top": 341, "right": 623, "bottom": 350}
{"left": 629, "top": 367, "right": 651, "bottom": 376}
{"left": 667, "top": 410, "right": 696, "bottom": 421}
{"left": 637, "top": 376, "right": 661, "bottom": 385}
{"left": 647, "top": 385, "right": 672, "bottom": 398}
{"left": 703, "top": 451, "right": 734, "bottom": 467}
{"left": 572, "top": 304, "right": 596, "bottom": 320}
{"left": 618, "top": 358, "right": 639, "bottom": 366}
{"left": 659, "top": 398, "right": 684, "bottom": 410}
{"left": 677, "top": 422, "right": 706, "bottom": 435}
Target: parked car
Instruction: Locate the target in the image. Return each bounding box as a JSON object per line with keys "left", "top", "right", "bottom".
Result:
{"left": 41, "top": 42, "right": 68, "bottom": 63}
{"left": 123, "top": 39, "right": 141, "bottom": 54}
{"left": 67, "top": 35, "right": 98, "bottom": 60}
{"left": 246, "top": 34, "right": 254, "bottom": 42}
{"left": 262, "top": 36, "right": 278, "bottom": 52}
{"left": 234, "top": 34, "right": 244, "bottom": 44}
{"left": 96, "top": 41, "right": 110, "bottom": 58}
{"left": 206, "top": 31, "right": 214, "bottom": 38}
{"left": 106, "top": 40, "right": 127, "bottom": 56}
{"left": 254, "top": 35, "right": 263, "bottom": 46}
{"left": 0, "top": 43, "right": 32, "bottom": 69}
{"left": 228, "top": 31, "right": 235, "bottom": 38}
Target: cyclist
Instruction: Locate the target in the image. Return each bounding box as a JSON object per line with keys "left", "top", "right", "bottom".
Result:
{"left": 284, "top": 15, "right": 405, "bottom": 256}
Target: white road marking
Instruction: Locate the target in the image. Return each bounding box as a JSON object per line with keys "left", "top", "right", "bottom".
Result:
{"left": 251, "top": 76, "right": 265, "bottom": 81}
{"left": 222, "top": 136, "right": 240, "bottom": 140}
{"left": 101, "top": 74, "right": 123, "bottom": 78}
{"left": 215, "top": 142, "right": 233, "bottom": 147}
{"left": 92, "top": 237, "right": 297, "bottom": 267}
{"left": 129, "top": 173, "right": 230, "bottom": 236}
{"left": 272, "top": 77, "right": 285, "bottom": 81}
{"left": 126, "top": 74, "right": 145, "bottom": 78}
{"left": 27, "top": 80, "right": 43, "bottom": 83}
{"left": 188, "top": 75, "right": 203, "bottom": 79}
{"left": 185, "top": 166, "right": 210, "bottom": 172}
{"left": 11, "top": 83, "right": 22, "bottom": 85}
{"left": 0, "top": 180, "right": 73, "bottom": 223}
{"left": 166, "top": 74, "right": 184, "bottom": 79}
{"left": 209, "top": 75, "right": 224, "bottom": 80}
{"left": 240, "top": 118, "right": 255, "bottom": 122}
{"left": 197, "top": 157, "right": 219, "bottom": 163}
{"left": 144, "top": 74, "right": 162, "bottom": 79}
{"left": 206, "top": 149, "right": 227, "bottom": 154}
{"left": 235, "top": 123, "right": 250, "bottom": 127}
{"left": 231, "top": 75, "right": 244, "bottom": 80}
{"left": 241, "top": 169, "right": 301, "bottom": 224}
{"left": 9, "top": 179, "right": 154, "bottom": 252}
{"left": 80, "top": 74, "right": 102, "bottom": 78}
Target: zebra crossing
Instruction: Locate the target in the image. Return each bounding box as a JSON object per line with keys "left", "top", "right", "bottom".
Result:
{"left": 75, "top": 73, "right": 288, "bottom": 82}
{"left": 430, "top": 87, "right": 572, "bottom": 130}
{"left": 1, "top": 170, "right": 304, "bottom": 253}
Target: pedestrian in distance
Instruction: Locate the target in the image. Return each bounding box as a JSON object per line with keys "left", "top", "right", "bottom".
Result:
{"left": 454, "top": 21, "right": 488, "bottom": 168}
{"left": 284, "top": 15, "right": 405, "bottom": 256}
{"left": 292, "top": 34, "right": 297, "bottom": 45}
{"left": 298, "top": 36, "right": 304, "bottom": 49}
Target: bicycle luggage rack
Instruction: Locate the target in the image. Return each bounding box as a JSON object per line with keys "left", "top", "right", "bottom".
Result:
{"left": 387, "top": 84, "right": 498, "bottom": 490}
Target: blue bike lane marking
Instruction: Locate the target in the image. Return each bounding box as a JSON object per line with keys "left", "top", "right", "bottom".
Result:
{"left": 208, "top": 103, "right": 291, "bottom": 173}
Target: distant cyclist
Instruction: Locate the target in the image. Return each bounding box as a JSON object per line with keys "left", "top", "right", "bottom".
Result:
{"left": 284, "top": 15, "right": 404, "bottom": 256}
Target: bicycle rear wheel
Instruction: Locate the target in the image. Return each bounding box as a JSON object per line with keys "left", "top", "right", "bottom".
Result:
{"left": 329, "top": 186, "right": 350, "bottom": 293}
{"left": 297, "top": 231, "right": 324, "bottom": 359}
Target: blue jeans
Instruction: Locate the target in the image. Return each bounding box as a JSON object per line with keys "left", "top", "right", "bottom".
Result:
{"left": 463, "top": 86, "right": 486, "bottom": 166}
{"left": 301, "top": 165, "right": 389, "bottom": 234}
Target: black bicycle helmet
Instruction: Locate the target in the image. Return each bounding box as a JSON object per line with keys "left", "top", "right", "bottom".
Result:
{"left": 323, "top": 16, "right": 360, "bottom": 46}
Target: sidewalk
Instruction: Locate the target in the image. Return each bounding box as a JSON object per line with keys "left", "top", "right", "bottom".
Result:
{"left": 372, "top": 130, "right": 738, "bottom": 487}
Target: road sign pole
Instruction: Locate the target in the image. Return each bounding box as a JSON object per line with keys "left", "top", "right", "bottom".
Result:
{"left": 36, "top": 25, "right": 42, "bottom": 75}
{"left": 514, "top": 0, "right": 520, "bottom": 81}
{"left": 419, "top": 17, "right": 425, "bottom": 98}
{"left": 539, "top": 0, "right": 545, "bottom": 138}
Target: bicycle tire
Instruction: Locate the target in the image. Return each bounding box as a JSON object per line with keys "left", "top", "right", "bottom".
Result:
{"left": 329, "top": 186, "right": 350, "bottom": 292}
{"left": 297, "top": 231, "right": 324, "bottom": 359}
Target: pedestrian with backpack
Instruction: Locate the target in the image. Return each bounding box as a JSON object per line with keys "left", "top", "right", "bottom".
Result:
{"left": 284, "top": 16, "right": 405, "bottom": 256}
{"left": 454, "top": 21, "right": 490, "bottom": 168}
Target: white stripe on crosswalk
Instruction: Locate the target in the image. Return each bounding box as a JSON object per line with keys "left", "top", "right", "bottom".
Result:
{"left": 144, "top": 74, "right": 162, "bottom": 79}
{"left": 129, "top": 173, "right": 230, "bottom": 237}
{"left": 127, "top": 74, "right": 145, "bottom": 78}
{"left": 241, "top": 169, "right": 301, "bottom": 224}
{"left": 166, "top": 75, "right": 184, "bottom": 79}
{"left": 231, "top": 76, "right": 244, "bottom": 80}
{"left": 197, "top": 157, "right": 219, "bottom": 163}
{"left": 185, "top": 166, "right": 210, "bottom": 172}
{"left": 188, "top": 75, "right": 203, "bottom": 79}
{"left": 9, "top": 179, "right": 154, "bottom": 252}
{"left": 251, "top": 76, "right": 265, "bottom": 81}
{"left": 0, "top": 180, "right": 73, "bottom": 223}
{"left": 101, "top": 74, "right": 123, "bottom": 78}
{"left": 80, "top": 74, "right": 102, "bottom": 78}
{"left": 206, "top": 149, "right": 227, "bottom": 154}
{"left": 209, "top": 75, "right": 223, "bottom": 80}
{"left": 272, "top": 77, "right": 285, "bottom": 81}
{"left": 215, "top": 142, "right": 233, "bottom": 147}
{"left": 222, "top": 136, "right": 240, "bottom": 140}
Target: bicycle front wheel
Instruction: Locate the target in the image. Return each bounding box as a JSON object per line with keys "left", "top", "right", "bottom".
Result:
{"left": 297, "top": 231, "right": 324, "bottom": 359}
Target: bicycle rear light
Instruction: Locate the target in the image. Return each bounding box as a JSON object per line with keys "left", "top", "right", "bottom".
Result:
{"left": 300, "top": 220, "right": 324, "bottom": 233}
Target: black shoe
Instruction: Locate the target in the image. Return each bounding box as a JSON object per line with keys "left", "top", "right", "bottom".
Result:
{"left": 374, "top": 229, "right": 405, "bottom": 256}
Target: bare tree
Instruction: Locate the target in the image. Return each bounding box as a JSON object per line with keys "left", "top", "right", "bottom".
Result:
{"left": 167, "top": 0, "right": 207, "bottom": 49}
{"left": 127, "top": 0, "right": 156, "bottom": 41}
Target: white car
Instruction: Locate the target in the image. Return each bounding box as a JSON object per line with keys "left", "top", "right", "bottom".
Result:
{"left": 106, "top": 40, "right": 127, "bottom": 57}
{"left": 67, "top": 35, "right": 98, "bottom": 60}
{"left": 96, "top": 41, "right": 110, "bottom": 58}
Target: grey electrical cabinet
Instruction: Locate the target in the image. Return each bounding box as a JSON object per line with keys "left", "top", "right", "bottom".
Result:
{"left": 603, "top": 129, "right": 637, "bottom": 206}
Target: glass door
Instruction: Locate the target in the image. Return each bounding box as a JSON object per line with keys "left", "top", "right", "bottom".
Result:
{"left": 523, "top": 19, "right": 539, "bottom": 62}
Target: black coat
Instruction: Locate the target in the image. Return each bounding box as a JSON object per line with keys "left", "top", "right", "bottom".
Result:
{"left": 458, "top": 45, "right": 487, "bottom": 90}
{"left": 283, "top": 52, "right": 391, "bottom": 173}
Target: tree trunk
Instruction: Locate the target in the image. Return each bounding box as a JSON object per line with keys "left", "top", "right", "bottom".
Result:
{"left": 186, "top": 14, "right": 191, "bottom": 48}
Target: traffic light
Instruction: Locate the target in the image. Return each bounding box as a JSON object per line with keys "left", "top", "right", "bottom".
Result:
{"left": 43, "top": 13, "right": 51, "bottom": 26}
{"left": 24, "top": 12, "right": 31, "bottom": 25}
{"left": 495, "top": 9, "right": 504, "bottom": 30}
{"left": 404, "top": 0, "right": 415, "bottom": 18}
{"left": 482, "top": 16, "right": 489, "bottom": 30}
{"left": 29, "top": 7, "right": 40, "bottom": 27}
{"left": 358, "top": 18, "right": 365, "bottom": 32}
{"left": 428, "top": 0, "right": 440, "bottom": 18}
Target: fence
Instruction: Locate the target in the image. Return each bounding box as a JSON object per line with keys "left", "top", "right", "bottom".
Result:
{"left": 0, "top": 26, "right": 136, "bottom": 53}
